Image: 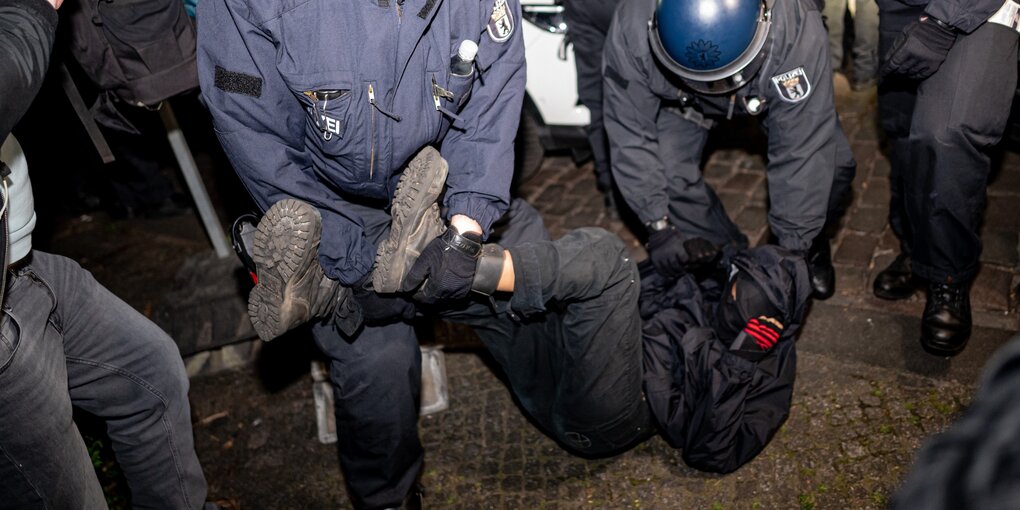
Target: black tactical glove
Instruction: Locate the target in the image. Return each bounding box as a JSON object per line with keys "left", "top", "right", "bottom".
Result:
{"left": 881, "top": 15, "right": 957, "bottom": 80}
{"left": 402, "top": 229, "right": 481, "bottom": 304}
{"left": 647, "top": 226, "right": 687, "bottom": 277}
{"left": 647, "top": 226, "right": 719, "bottom": 277}
{"left": 683, "top": 236, "right": 721, "bottom": 266}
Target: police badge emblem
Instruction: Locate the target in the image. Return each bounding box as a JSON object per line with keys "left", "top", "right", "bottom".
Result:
{"left": 487, "top": 0, "right": 514, "bottom": 42}
{"left": 771, "top": 67, "right": 811, "bottom": 103}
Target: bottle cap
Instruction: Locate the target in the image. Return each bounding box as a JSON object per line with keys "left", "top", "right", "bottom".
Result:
{"left": 458, "top": 40, "right": 479, "bottom": 62}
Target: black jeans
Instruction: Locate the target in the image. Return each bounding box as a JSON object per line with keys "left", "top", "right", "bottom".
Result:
{"left": 441, "top": 227, "right": 652, "bottom": 456}
{"left": 877, "top": 1, "right": 1019, "bottom": 283}
{"left": 0, "top": 251, "right": 207, "bottom": 509}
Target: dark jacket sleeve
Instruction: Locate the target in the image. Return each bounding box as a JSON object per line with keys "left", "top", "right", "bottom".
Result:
{"left": 196, "top": 0, "right": 373, "bottom": 285}
{"left": 643, "top": 316, "right": 797, "bottom": 474}
{"left": 0, "top": 0, "right": 57, "bottom": 140}
{"left": 602, "top": 11, "right": 671, "bottom": 225}
{"left": 441, "top": 0, "right": 526, "bottom": 237}
{"left": 758, "top": 0, "right": 837, "bottom": 252}
{"left": 925, "top": 0, "right": 1005, "bottom": 34}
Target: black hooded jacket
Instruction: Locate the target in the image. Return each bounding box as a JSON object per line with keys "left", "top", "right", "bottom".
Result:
{"left": 640, "top": 246, "right": 811, "bottom": 473}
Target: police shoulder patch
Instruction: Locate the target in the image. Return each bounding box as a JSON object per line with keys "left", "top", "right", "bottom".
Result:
{"left": 770, "top": 67, "right": 812, "bottom": 103}
{"left": 487, "top": 0, "right": 514, "bottom": 43}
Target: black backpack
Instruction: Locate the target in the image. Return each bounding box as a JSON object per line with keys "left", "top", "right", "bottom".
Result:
{"left": 63, "top": 0, "right": 198, "bottom": 131}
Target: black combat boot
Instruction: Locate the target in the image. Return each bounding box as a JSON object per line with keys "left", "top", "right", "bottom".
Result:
{"left": 920, "top": 281, "right": 972, "bottom": 357}
{"left": 807, "top": 235, "right": 835, "bottom": 300}
{"left": 373, "top": 146, "right": 449, "bottom": 293}
{"left": 374, "top": 147, "right": 504, "bottom": 297}
{"left": 873, "top": 253, "right": 917, "bottom": 300}
{"left": 247, "top": 199, "right": 346, "bottom": 341}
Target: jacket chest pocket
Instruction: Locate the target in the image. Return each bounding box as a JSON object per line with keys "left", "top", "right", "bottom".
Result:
{"left": 283, "top": 71, "right": 381, "bottom": 184}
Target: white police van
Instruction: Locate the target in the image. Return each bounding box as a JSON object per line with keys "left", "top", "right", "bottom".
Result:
{"left": 517, "top": 0, "right": 591, "bottom": 182}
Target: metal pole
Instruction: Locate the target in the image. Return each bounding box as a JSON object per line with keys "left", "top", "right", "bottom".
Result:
{"left": 159, "top": 103, "right": 231, "bottom": 258}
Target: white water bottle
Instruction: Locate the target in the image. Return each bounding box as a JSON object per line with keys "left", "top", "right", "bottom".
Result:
{"left": 451, "top": 40, "right": 478, "bottom": 77}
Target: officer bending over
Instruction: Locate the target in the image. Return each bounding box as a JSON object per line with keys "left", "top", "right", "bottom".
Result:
{"left": 603, "top": 0, "right": 857, "bottom": 300}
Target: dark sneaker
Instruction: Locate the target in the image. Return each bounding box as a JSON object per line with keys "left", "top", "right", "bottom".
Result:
{"left": 248, "top": 199, "right": 342, "bottom": 341}
{"left": 373, "top": 146, "right": 449, "bottom": 293}
{"left": 873, "top": 253, "right": 917, "bottom": 300}
{"left": 921, "top": 282, "right": 972, "bottom": 357}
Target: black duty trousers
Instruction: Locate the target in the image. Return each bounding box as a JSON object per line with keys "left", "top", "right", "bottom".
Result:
{"left": 877, "top": 1, "right": 1019, "bottom": 283}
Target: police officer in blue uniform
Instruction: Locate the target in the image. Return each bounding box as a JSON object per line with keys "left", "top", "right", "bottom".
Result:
{"left": 873, "top": 0, "right": 1019, "bottom": 356}
{"left": 196, "top": 0, "right": 526, "bottom": 506}
{"left": 603, "top": 0, "right": 856, "bottom": 299}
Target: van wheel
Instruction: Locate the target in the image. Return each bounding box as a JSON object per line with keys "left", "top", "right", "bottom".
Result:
{"left": 513, "top": 110, "right": 544, "bottom": 191}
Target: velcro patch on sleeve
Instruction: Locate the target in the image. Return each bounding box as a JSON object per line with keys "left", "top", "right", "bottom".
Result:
{"left": 214, "top": 66, "right": 263, "bottom": 98}
{"left": 605, "top": 65, "right": 628, "bottom": 89}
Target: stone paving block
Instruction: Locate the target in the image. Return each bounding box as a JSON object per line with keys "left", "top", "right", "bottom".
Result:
{"left": 834, "top": 265, "right": 869, "bottom": 298}
{"left": 872, "top": 156, "right": 891, "bottom": 178}
{"left": 704, "top": 162, "right": 735, "bottom": 182}
{"left": 854, "top": 119, "right": 881, "bottom": 142}
{"left": 533, "top": 183, "right": 566, "bottom": 207}
{"left": 985, "top": 196, "right": 1020, "bottom": 230}
{"left": 542, "top": 193, "right": 581, "bottom": 216}
{"left": 870, "top": 250, "right": 899, "bottom": 277}
{"left": 847, "top": 206, "right": 889, "bottom": 234}
{"left": 972, "top": 266, "right": 1012, "bottom": 312}
{"left": 835, "top": 233, "right": 879, "bottom": 266}
{"left": 980, "top": 229, "right": 1019, "bottom": 267}
{"left": 718, "top": 190, "right": 749, "bottom": 216}
{"left": 877, "top": 227, "right": 900, "bottom": 252}
{"left": 751, "top": 182, "right": 769, "bottom": 206}
{"left": 851, "top": 140, "right": 879, "bottom": 170}
{"left": 735, "top": 205, "right": 768, "bottom": 233}
{"left": 988, "top": 166, "right": 1020, "bottom": 196}
{"left": 859, "top": 180, "right": 891, "bottom": 208}
{"left": 723, "top": 172, "right": 763, "bottom": 193}
{"left": 738, "top": 154, "right": 767, "bottom": 172}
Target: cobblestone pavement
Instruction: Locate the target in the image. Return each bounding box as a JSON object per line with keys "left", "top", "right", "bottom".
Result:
{"left": 193, "top": 351, "right": 971, "bottom": 509}
{"left": 188, "top": 83, "right": 1019, "bottom": 508}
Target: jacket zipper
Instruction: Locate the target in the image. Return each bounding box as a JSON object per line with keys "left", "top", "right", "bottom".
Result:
{"left": 367, "top": 83, "right": 377, "bottom": 179}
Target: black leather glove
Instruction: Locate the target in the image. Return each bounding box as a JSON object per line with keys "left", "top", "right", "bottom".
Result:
{"left": 880, "top": 15, "right": 957, "bottom": 80}
{"left": 647, "top": 227, "right": 688, "bottom": 277}
{"left": 401, "top": 229, "right": 481, "bottom": 304}
{"left": 683, "top": 236, "right": 721, "bottom": 266}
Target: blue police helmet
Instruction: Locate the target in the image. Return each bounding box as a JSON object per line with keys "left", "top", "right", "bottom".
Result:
{"left": 650, "top": 0, "right": 772, "bottom": 95}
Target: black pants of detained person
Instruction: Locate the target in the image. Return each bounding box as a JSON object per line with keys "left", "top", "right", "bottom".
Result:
{"left": 441, "top": 225, "right": 654, "bottom": 455}
{"left": 438, "top": 212, "right": 801, "bottom": 469}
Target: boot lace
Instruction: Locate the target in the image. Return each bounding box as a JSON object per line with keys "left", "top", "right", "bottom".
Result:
{"left": 931, "top": 283, "right": 964, "bottom": 308}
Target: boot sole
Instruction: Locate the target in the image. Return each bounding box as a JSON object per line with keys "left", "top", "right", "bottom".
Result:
{"left": 373, "top": 148, "right": 449, "bottom": 293}
{"left": 248, "top": 199, "right": 322, "bottom": 341}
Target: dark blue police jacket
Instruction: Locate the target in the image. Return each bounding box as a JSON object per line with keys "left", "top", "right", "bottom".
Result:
{"left": 197, "top": 0, "right": 526, "bottom": 285}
